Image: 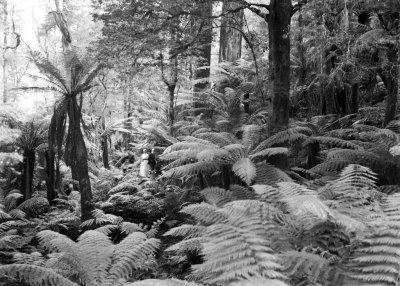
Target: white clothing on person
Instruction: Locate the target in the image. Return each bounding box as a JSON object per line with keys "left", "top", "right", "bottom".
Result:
{"left": 139, "top": 153, "right": 150, "bottom": 177}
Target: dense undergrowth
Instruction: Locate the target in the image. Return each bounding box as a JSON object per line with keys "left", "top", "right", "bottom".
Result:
{"left": 2, "top": 105, "right": 400, "bottom": 286}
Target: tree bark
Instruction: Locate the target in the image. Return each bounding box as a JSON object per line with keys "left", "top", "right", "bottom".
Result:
{"left": 350, "top": 82, "right": 359, "bottom": 114}
{"left": 384, "top": 44, "right": 398, "bottom": 126}
{"left": 101, "top": 117, "right": 109, "bottom": 169}
{"left": 194, "top": 1, "right": 212, "bottom": 92}
{"left": 68, "top": 96, "right": 94, "bottom": 221}
{"left": 21, "top": 149, "right": 35, "bottom": 201}
{"left": 219, "top": 0, "right": 243, "bottom": 62}
{"left": 268, "top": 0, "right": 292, "bottom": 134}
{"left": 2, "top": 0, "right": 8, "bottom": 103}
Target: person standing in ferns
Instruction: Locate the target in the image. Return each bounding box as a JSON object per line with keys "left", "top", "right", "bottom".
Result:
{"left": 139, "top": 149, "right": 150, "bottom": 177}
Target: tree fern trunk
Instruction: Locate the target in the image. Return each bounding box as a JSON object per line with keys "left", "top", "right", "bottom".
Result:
{"left": 21, "top": 149, "right": 35, "bottom": 201}
{"left": 68, "top": 97, "right": 94, "bottom": 221}
{"left": 268, "top": 0, "right": 292, "bottom": 134}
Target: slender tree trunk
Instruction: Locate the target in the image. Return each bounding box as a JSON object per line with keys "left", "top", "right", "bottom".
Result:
{"left": 68, "top": 97, "right": 94, "bottom": 221}
{"left": 101, "top": 117, "right": 109, "bottom": 169}
{"left": 194, "top": 1, "right": 212, "bottom": 92}
{"left": 45, "top": 149, "right": 56, "bottom": 203}
{"left": 350, "top": 82, "right": 359, "bottom": 114}
{"left": 2, "top": 0, "right": 8, "bottom": 103}
{"left": 268, "top": 0, "right": 292, "bottom": 134}
{"left": 384, "top": 44, "right": 398, "bottom": 126}
{"left": 21, "top": 149, "right": 35, "bottom": 201}
{"left": 219, "top": 0, "right": 243, "bottom": 62}
{"left": 296, "top": 10, "right": 307, "bottom": 86}
{"left": 168, "top": 83, "right": 176, "bottom": 136}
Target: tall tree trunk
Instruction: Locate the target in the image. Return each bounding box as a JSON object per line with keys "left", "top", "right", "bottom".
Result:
{"left": 194, "top": 1, "right": 212, "bottom": 92}
{"left": 2, "top": 0, "right": 8, "bottom": 103}
{"left": 101, "top": 117, "right": 109, "bottom": 169}
{"left": 350, "top": 82, "right": 359, "bottom": 114}
{"left": 384, "top": 44, "right": 398, "bottom": 126}
{"left": 168, "top": 83, "right": 176, "bottom": 136}
{"left": 219, "top": 0, "right": 243, "bottom": 62}
{"left": 296, "top": 10, "right": 307, "bottom": 86}
{"left": 45, "top": 149, "right": 56, "bottom": 203}
{"left": 68, "top": 97, "right": 94, "bottom": 221}
{"left": 268, "top": 0, "right": 292, "bottom": 134}
{"left": 21, "top": 149, "right": 35, "bottom": 201}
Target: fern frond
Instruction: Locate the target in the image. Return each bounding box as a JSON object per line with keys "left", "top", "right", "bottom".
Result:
{"left": 164, "top": 224, "right": 206, "bottom": 239}
{"left": 281, "top": 250, "right": 345, "bottom": 286}
{"left": 75, "top": 230, "right": 114, "bottom": 286}
{"left": 310, "top": 160, "right": 351, "bottom": 174}
{"left": 195, "top": 132, "right": 237, "bottom": 146}
{"left": 232, "top": 158, "right": 257, "bottom": 185}
{"left": 230, "top": 184, "right": 256, "bottom": 200}
{"left": 191, "top": 207, "right": 285, "bottom": 284}
{"left": 253, "top": 129, "right": 308, "bottom": 152}
{"left": 252, "top": 185, "right": 282, "bottom": 204}
{"left": 0, "top": 264, "right": 77, "bottom": 286}
{"left": 201, "top": 187, "right": 233, "bottom": 207}
{"left": 162, "top": 161, "right": 220, "bottom": 178}
{"left": 305, "top": 136, "right": 361, "bottom": 149}
{"left": 249, "top": 147, "right": 289, "bottom": 162}
{"left": 17, "top": 196, "right": 49, "bottom": 214}
{"left": 80, "top": 209, "right": 122, "bottom": 229}
{"left": 181, "top": 203, "right": 228, "bottom": 225}
{"left": 106, "top": 238, "right": 160, "bottom": 285}
{"left": 277, "top": 182, "right": 333, "bottom": 221}
{"left": 254, "top": 163, "right": 293, "bottom": 185}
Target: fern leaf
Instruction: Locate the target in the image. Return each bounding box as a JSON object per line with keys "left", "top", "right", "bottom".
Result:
{"left": 201, "top": 187, "right": 233, "bottom": 207}
{"left": 232, "top": 158, "right": 257, "bottom": 185}
{"left": 255, "top": 163, "right": 292, "bottom": 185}
{"left": 305, "top": 136, "right": 361, "bottom": 149}
{"left": 249, "top": 147, "right": 289, "bottom": 162}
{"left": 76, "top": 230, "right": 114, "bottom": 286}
{"left": 253, "top": 129, "right": 308, "bottom": 152}
{"left": 181, "top": 203, "right": 228, "bottom": 225}
{"left": 0, "top": 264, "right": 77, "bottom": 286}
{"left": 106, "top": 238, "right": 160, "bottom": 285}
